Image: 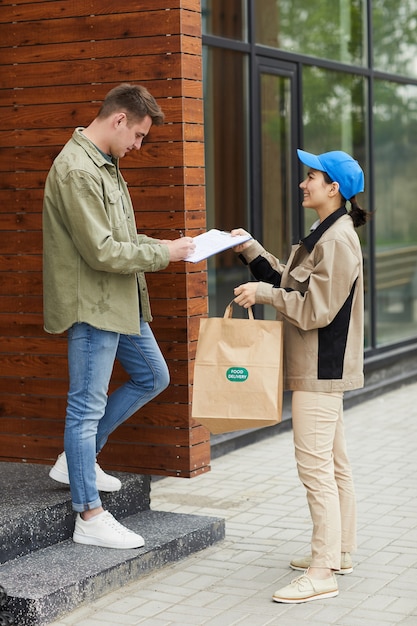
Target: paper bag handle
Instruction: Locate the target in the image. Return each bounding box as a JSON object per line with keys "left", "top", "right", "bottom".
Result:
{"left": 224, "top": 301, "right": 254, "bottom": 320}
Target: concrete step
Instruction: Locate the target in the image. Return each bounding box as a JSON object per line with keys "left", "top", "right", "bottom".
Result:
{"left": 0, "top": 463, "right": 225, "bottom": 626}
{"left": 0, "top": 462, "right": 151, "bottom": 563}
{"left": 1, "top": 509, "right": 224, "bottom": 626}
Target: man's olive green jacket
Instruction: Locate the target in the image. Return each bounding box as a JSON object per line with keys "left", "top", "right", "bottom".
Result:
{"left": 43, "top": 128, "right": 170, "bottom": 335}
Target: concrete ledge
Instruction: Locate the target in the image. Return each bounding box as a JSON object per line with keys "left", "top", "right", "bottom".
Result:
{"left": 0, "top": 509, "right": 225, "bottom": 626}
{"left": 0, "top": 462, "right": 151, "bottom": 563}
{"left": 1, "top": 462, "right": 225, "bottom": 625}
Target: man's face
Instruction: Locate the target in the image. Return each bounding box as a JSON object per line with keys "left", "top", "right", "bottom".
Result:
{"left": 110, "top": 113, "right": 153, "bottom": 158}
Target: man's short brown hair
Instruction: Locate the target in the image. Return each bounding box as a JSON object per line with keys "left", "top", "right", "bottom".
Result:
{"left": 98, "top": 83, "right": 164, "bottom": 126}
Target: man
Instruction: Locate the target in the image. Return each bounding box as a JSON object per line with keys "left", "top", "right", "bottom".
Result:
{"left": 43, "top": 83, "right": 195, "bottom": 549}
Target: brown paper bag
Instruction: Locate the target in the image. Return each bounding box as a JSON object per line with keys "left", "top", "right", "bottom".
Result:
{"left": 191, "top": 302, "right": 283, "bottom": 434}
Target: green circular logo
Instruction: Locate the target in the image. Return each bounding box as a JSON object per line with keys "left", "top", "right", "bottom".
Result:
{"left": 226, "top": 367, "right": 249, "bottom": 382}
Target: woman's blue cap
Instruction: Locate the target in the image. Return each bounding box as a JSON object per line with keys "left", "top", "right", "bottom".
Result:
{"left": 297, "top": 149, "right": 365, "bottom": 200}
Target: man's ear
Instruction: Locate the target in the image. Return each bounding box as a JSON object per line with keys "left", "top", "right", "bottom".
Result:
{"left": 113, "top": 112, "right": 126, "bottom": 128}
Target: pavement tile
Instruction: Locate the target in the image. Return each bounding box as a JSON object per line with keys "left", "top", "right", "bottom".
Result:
{"left": 49, "top": 382, "right": 417, "bottom": 626}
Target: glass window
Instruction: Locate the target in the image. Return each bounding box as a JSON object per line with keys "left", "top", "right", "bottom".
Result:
{"left": 373, "top": 80, "right": 417, "bottom": 345}
{"left": 301, "top": 66, "right": 367, "bottom": 225}
{"left": 301, "top": 66, "right": 370, "bottom": 344}
{"left": 203, "top": 46, "right": 250, "bottom": 317}
{"left": 255, "top": 0, "right": 366, "bottom": 66}
{"left": 373, "top": 1, "right": 417, "bottom": 79}
{"left": 259, "top": 70, "right": 294, "bottom": 321}
{"left": 260, "top": 72, "right": 292, "bottom": 261}
{"left": 202, "top": 0, "right": 247, "bottom": 41}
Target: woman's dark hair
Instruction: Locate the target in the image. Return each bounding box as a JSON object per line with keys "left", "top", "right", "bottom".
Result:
{"left": 348, "top": 197, "right": 370, "bottom": 227}
{"left": 322, "top": 171, "right": 370, "bottom": 227}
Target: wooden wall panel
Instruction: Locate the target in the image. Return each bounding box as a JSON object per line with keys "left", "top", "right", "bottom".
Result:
{"left": 0, "top": 0, "right": 209, "bottom": 478}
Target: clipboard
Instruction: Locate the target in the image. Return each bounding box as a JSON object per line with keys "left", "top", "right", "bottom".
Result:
{"left": 184, "top": 229, "right": 251, "bottom": 263}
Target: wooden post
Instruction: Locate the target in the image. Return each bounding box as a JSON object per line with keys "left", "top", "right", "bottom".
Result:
{"left": 0, "top": 0, "right": 210, "bottom": 478}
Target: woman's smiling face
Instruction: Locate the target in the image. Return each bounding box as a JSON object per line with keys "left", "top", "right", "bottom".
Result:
{"left": 299, "top": 168, "right": 335, "bottom": 211}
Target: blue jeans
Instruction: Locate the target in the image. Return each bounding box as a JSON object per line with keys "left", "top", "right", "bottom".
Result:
{"left": 64, "top": 319, "right": 170, "bottom": 512}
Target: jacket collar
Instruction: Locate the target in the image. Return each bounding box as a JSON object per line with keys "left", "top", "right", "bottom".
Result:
{"left": 72, "top": 127, "right": 116, "bottom": 169}
{"left": 301, "top": 206, "right": 347, "bottom": 253}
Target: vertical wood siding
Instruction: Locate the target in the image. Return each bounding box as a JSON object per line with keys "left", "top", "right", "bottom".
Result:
{"left": 0, "top": 0, "right": 210, "bottom": 477}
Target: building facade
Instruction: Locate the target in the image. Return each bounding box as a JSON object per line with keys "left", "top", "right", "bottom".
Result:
{"left": 0, "top": 0, "right": 210, "bottom": 477}
{"left": 201, "top": 0, "right": 417, "bottom": 393}
{"left": 1, "top": 0, "right": 416, "bottom": 478}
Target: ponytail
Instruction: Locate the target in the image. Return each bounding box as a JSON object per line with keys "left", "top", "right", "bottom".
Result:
{"left": 348, "top": 196, "right": 370, "bottom": 228}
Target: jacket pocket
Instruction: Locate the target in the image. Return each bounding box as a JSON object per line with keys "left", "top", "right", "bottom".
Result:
{"left": 289, "top": 264, "right": 313, "bottom": 288}
{"left": 107, "top": 189, "right": 128, "bottom": 234}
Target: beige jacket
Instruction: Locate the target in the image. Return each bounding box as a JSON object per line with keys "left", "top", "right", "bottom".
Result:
{"left": 241, "top": 208, "right": 364, "bottom": 392}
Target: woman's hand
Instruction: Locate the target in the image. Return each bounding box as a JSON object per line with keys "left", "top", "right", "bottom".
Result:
{"left": 234, "top": 282, "right": 258, "bottom": 308}
{"left": 231, "top": 228, "right": 253, "bottom": 253}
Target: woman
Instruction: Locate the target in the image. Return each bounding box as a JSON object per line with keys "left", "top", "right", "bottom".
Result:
{"left": 233, "top": 149, "right": 368, "bottom": 603}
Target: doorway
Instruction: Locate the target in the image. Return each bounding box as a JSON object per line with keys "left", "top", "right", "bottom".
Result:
{"left": 252, "top": 58, "right": 300, "bottom": 318}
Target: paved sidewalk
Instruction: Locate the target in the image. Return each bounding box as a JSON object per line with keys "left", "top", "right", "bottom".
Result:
{"left": 51, "top": 382, "right": 417, "bottom": 626}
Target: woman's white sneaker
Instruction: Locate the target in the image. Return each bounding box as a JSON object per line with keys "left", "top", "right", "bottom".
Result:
{"left": 73, "top": 511, "right": 144, "bottom": 549}
{"left": 49, "top": 452, "right": 122, "bottom": 492}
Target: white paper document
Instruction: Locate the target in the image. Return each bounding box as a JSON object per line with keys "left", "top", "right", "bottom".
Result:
{"left": 184, "top": 229, "right": 251, "bottom": 263}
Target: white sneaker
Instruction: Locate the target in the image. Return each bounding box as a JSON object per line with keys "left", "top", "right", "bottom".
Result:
{"left": 73, "top": 511, "right": 144, "bottom": 549}
{"left": 49, "top": 452, "right": 122, "bottom": 492}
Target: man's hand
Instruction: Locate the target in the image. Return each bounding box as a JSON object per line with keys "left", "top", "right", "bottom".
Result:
{"left": 231, "top": 228, "right": 253, "bottom": 253}
{"left": 165, "top": 237, "right": 196, "bottom": 262}
{"left": 234, "top": 282, "right": 258, "bottom": 308}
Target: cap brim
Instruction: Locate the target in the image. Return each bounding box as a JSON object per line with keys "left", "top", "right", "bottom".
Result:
{"left": 297, "top": 149, "right": 324, "bottom": 172}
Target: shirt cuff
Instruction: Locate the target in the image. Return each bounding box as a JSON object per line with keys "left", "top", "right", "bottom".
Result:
{"left": 240, "top": 240, "right": 266, "bottom": 263}
{"left": 255, "top": 281, "right": 276, "bottom": 305}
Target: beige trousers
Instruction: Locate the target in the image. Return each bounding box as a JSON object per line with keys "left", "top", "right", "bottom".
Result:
{"left": 292, "top": 390, "right": 357, "bottom": 570}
